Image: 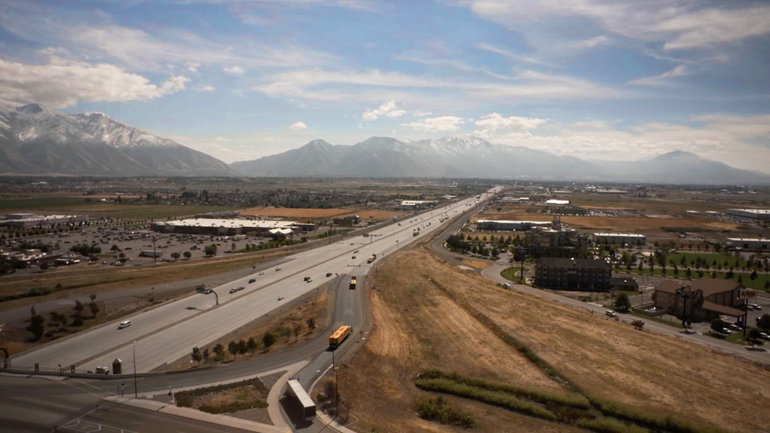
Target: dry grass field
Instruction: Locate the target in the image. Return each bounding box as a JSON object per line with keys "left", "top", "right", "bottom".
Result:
{"left": 336, "top": 246, "right": 770, "bottom": 433}
{"left": 241, "top": 207, "right": 404, "bottom": 220}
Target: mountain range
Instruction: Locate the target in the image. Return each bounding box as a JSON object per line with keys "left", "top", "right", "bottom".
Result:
{"left": 0, "top": 103, "right": 232, "bottom": 176}
{"left": 1, "top": 103, "right": 767, "bottom": 184}
{"left": 231, "top": 136, "right": 770, "bottom": 184}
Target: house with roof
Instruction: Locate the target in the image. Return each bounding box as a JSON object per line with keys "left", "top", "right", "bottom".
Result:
{"left": 654, "top": 278, "right": 745, "bottom": 322}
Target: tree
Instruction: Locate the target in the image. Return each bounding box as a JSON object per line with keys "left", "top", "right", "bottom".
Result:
{"left": 228, "top": 341, "right": 239, "bottom": 356}
{"left": 89, "top": 301, "right": 99, "bottom": 317}
{"left": 192, "top": 346, "right": 203, "bottom": 363}
{"left": 26, "top": 314, "right": 45, "bottom": 340}
{"left": 237, "top": 339, "right": 247, "bottom": 354}
{"left": 262, "top": 332, "right": 276, "bottom": 348}
{"left": 247, "top": 337, "right": 257, "bottom": 352}
{"left": 213, "top": 343, "right": 225, "bottom": 360}
{"left": 306, "top": 318, "right": 316, "bottom": 330}
{"left": 614, "top": 292, "right": 631, "bottom": 313}
{"left": 757, "top": 314, "right": 770, "bottom": 330}
{"left": 204, "top": 244, "right": 217, "bottom": 257}
{"left": 183, "top": 251, "right": 192, "bottom": 259}
{"left": 171, "top": 252, "right": 180, "bottom": 261}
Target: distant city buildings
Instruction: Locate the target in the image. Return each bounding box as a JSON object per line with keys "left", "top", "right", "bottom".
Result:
{"left": 726, "top": 238, "right": 768, "bottom": 251}
{"left": 475, "top": 219, "right": 552, "bottom": 231}
{"left": 0, "top": 213, "right": 86, "bottom": 228}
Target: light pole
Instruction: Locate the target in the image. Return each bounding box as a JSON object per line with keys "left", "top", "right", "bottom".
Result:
{"left": 132, "top": 340, "right": 138, "bottom": 398}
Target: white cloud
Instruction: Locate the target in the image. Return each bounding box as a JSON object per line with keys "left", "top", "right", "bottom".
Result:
{"left": 215, "top": 137, "right": 231, "bottom": 142}
{"left": 466, "top": 1, "right": 770, "bottom": 51}
{"left": 254, "top": 67, "right": 619, "bottom": 107}
{"left": 0, "top": 4, "right": 337, "bottom": 72}
{"left": 476, "top": 43, "right": 550, "bottom": 66}
{"left": 223, "top": 65, "right": 245, "bottom": 75}
{"left": 628, "top": 64, "right": 687, "bottom": 87}
{"left": 570, "top": 35, "right": 610, "bottom": 50}
{"left": 289, "top": 121, "right": 308, "bottom": 131}
{"left": 404, "top": 116, "right": 464, "bottom": 133}
{"left": 0, "top": 58, "right": 188, "bottom": 108}
{"left": 474, "top": 113, "right": 548, "bottom": 134}
{"left": 362, "top": 100, "right": 407, "bottom": 121}
{"left": 196, "top": 85, "right": 216, "bottom": 92}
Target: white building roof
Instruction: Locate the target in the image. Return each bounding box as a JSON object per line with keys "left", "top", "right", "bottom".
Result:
{"left": 545, "top": 199, "right": 570, "bottom": 205}
{"left": 477, "top": 219, "right": 551, "bottom": 225}
{"left": 157, "top": 218, "right": 298, "bottom": 229}
{"left": 594, "top": 232, "right": 646, "bottom": 238}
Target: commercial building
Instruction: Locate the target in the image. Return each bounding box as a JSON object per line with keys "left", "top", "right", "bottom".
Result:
{"left": 150, "top": 218, "right": 315, "bottom": 236}
{"left": 654, "top": 279, "right": 745, "bottom": 321}
{"left": 726, "top": 209, "right": 770, "bottom": 220}
{"left": 545, "top": 199, "right": 570, "bottom": 206}
{"left": 535, "top": 257, "right": 612, "bottom": 291}
{"left": 0, "top": 213, "right": 86, "bottom": 228}
{"left": 400, "top": 200, "right": 438, "bottom": 208}
{"left": 475, "top": 219, "right": 552, "bottom": 231}
{"left": 726, "top": 238, "right": 768, "bottom": 252}
{"left": 593, "top": 232, "right": 647, "bottom": 246}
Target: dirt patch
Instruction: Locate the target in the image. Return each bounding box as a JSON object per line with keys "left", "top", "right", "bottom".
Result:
{"left": 338, "top": 246, "right": 770, "bottom": 432}
{"left": 461, "top": 259, "right": 493, "bottom": 270}
{"left": 240, "top": 207, "right": 404, "bottom": 220}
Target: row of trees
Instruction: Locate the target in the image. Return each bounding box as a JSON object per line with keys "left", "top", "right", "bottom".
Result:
{"left": 26, "top": 294, "right": 100, "bottom": 341}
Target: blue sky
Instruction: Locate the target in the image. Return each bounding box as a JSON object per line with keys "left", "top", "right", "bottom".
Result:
{"left": 1, "top": 1, "right": 769, "bottom": 173}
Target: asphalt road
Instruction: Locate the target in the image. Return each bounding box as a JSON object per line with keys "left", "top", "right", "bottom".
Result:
{"left": 11, "top": 189, "right": 498, "bottom": 375}
{"left": 0, "top": 374, "right": 255, "bottom": 433}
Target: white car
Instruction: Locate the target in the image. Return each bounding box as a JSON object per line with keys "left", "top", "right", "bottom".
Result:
{"left": 118, "top": 320, "right": 132, "bottom": 329}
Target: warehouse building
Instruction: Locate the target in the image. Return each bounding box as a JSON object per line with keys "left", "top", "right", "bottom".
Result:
{"left": 726, "top": 209, "right": 770, "bottom": 220}
{"left": 726, "top": 238, "right": 768, "bottom": 251}
{"left": 593, "top": 232, "right": 647, "bottom": 246}
{"left": 476, "top": 219, "right": 552, "bottom": 231}
{"left": 151, "top": 218, "right": 315, "bottom": 236}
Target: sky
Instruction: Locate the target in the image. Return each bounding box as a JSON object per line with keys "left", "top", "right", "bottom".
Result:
{"left": 1, "top": 0, "right": 769, "bottom": 173}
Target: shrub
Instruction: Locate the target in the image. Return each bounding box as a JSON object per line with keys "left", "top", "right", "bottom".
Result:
{"left": 415, "top": 396, "right": 475, "bottom": 428}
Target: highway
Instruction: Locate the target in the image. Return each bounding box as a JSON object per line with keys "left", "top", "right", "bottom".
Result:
{"left": 11, "top": 188, "right": 500, "bottom": 375}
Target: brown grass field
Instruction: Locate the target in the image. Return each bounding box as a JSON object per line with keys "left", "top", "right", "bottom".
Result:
{"left": 336, "top": 246, "right": 770, "bottom": 433}
{"left": 241, "top": 207, "right": 404, "bottom": 220}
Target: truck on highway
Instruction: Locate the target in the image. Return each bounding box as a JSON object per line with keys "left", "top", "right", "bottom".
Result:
{"left": 329, "top": 325, "right": 352, "bottom": 349}
{"left": 349, "top": 277, "right": 356, "bottom": 290}
{"left": 367, "top": 254, "right": 377, "bottom": 263}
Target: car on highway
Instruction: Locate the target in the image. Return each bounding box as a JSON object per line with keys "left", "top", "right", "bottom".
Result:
{"left": 258, "top": 271, "right": 264, "bottom": 275}
{"left": 275, "top": 267, "right": 281, "bottom": 271}
{"left": 118, "top": 320, "right": 132, "bottom": 329}
{"left": 326, "top": 272, "right": 333, "bottom": 277}
{"left": 277, "top": 296, "right": 285, "bottom": 301}
{"left": 352, "top": 256, "right": 356, "bottom": 259}
{"left": 248, "top": 278, "right": 256, "bottom": 283}
{"left": 605, "top": 310, "right": 617, "bottom": 318}
{"left": 229, "top": 286, "right": 245, "bottom": 294}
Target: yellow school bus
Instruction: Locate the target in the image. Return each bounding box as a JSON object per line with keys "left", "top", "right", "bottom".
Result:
{"left": 329, "top": 325, "right": 352, "bottom": 349}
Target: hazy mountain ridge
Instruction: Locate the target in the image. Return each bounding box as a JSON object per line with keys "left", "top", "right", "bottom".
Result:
{"left": 232, "top": 136, "right": 770, "bottom": 184}
{"left": 0, "top": 104, "right": 233, "bottom": 176}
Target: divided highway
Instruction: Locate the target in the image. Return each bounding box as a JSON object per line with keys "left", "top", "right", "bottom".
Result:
{"left": 11, "top": 188, "right": 500, "bottom": 374}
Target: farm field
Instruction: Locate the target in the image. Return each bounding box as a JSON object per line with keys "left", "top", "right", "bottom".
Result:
{"left": 0, "top": 194, "right": 235, "bottom": 219}
{"left": 336, "top": 245, "right": 770, "bottom": 432}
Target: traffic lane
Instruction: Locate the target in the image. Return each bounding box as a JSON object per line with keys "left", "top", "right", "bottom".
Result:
{"left": 14, "top": 194, "right": 485, "bottom": 372}
{"left": 58, "top": 401, "right": 255, "bottom": 433}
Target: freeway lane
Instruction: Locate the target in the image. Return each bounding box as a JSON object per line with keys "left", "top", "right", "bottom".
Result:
{"left": 11, "top": 188, "right": 500, "bottom": 374}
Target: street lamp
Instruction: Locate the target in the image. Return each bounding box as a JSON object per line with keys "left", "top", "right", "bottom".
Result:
{"left": 133, "top": 340, "right": 138, "bottom": 398}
